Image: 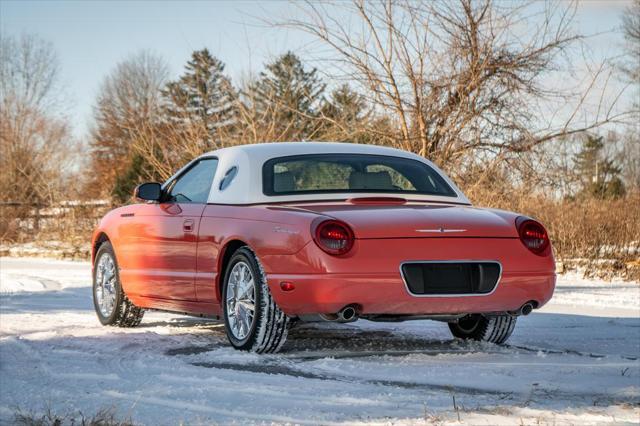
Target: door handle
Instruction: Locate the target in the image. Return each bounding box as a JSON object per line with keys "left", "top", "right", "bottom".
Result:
{"left": 183, "top": 219, "right": 195, "bottom": 233}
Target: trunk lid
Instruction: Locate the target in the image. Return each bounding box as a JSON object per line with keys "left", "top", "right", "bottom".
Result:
{"left": 291, "top": 202, "right": 518, "bottom": 239}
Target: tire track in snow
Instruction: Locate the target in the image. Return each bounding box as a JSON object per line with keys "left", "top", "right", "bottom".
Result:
{"left": 506, "top": 343, "right": 639, "bottom": 361}
{"left": 189, "top": 359, "right": 512, "bottom": 397}
{"left": 163, "top": 326, "right": 639, "bottom": 408}
{"left": 0, "top": 274, "right": 63, "bottom": 293}
{"left": 187, "top": 357, "right": 639, "bottom": 407}
{"left": 165, "top": 340, "right": 638, "bottom": 362}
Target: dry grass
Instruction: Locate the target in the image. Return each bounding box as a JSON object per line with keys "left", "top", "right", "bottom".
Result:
{"left": 13, "top": 406, "right": 133, "bottom": 426}
{"left": 467, "top": 187, "right": 640, "bottom": 280}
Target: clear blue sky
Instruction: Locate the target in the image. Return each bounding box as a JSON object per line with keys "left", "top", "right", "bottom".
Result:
{"left": 0, "top": 0, "right": 633, "bottom": 138}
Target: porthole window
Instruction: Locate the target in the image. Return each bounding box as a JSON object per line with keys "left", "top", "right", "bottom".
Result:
{"left": 219, "top": 166, "right": 238, "bottom": 191}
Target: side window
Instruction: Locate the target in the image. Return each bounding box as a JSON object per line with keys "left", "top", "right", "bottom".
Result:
{"left": 167, "top": 158, "right": 218, "bottom": 204}
{"left": 219, "top": 166, "right": 238, "bottom": 191}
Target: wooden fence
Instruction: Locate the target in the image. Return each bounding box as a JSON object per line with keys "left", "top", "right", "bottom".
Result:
{"left": 0, "top": 201, "right": 110, "bottom": 243}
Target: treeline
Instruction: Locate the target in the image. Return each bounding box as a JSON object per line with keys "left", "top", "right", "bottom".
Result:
{"left": 83, "top": 0, "right": 638, "bottom": 204}
{"left": 3, "top": 0, "right": 639, "bottom": 207}
{"left": 87, "top": 47, "right": 638, "bottom": 205}
{"left": 86, "top": 49, "right": 384, "bottom": 202}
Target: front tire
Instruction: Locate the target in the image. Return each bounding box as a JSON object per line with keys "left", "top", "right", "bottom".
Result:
{"left": 448, "top": 314, "right": 516, "bottom": 344}
{"left": 93, "top": 242, "right": 144, "bottom": 327}
{"left": 222, "top": 247, "right": 290, "bottom": 353}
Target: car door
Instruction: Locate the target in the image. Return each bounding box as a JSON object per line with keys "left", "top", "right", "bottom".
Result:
{"left": 119, "top": 157, "right": 218, "bottom": 301}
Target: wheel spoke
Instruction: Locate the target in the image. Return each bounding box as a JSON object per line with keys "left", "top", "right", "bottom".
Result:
{"left": 238, "top": 280, "right": 254, "bottom": 299}
{"left": 234, "top": 313, "right": 242, "bottom": 334}
{"left": 238, "top": 300, "right": 255, "bottom": 312}
{"left": 226, "top": 285, "right": 236, "bottom": 301}
{"left": 240, "top": 312, "right": 250, "bottom": 336}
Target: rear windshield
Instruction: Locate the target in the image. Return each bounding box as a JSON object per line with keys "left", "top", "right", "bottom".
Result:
{"left": 262, "top": 154, "right": 457, "bottom": 197}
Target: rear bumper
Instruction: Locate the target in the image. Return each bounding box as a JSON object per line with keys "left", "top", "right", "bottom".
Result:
{"left": 267, "top": 271, "right": 556, "bottom": 316}
{"left": 261, "top": 236, "right": 556, "bottom": 316}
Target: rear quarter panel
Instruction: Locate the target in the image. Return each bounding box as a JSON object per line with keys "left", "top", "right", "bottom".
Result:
{"left": 195, "top": 205, "right": 319, "bottom": 303}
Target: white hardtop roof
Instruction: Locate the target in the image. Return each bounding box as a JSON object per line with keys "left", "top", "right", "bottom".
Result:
{"left": 171, "top": 142, "right": 470, "bottom": 205}
{"left": 203, "top": 141, "right": 424, "bottom": 161}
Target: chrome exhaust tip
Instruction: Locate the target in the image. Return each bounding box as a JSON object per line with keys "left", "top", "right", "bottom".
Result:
{"left": 510, "top": 302, "right": 535, "bottom": 316}
{"left": 318, "top": 305, "right": 360, "bottom": 323}
{"left": 338, "top": 306, "right": 357, "bottom": 322}
{"left": 521, "top": 302, "right": 534, "bottom": 316}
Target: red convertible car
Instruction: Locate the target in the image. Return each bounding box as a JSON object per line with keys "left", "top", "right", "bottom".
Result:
{"left": 92, "top": 142, "right": 555, "bottom": 353}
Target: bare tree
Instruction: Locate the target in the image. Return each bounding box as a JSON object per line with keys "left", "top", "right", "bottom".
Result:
{"left": 619, "top": 0, "right": 640, "bottom": 192}
{"left": 0, "top": 33, "right": 61, "bottom": 113}
{"left": 126, "top": 119, "right": 213, "bottom": 182}
{"left": 279, "top": 0, "right": 633, "bottom": 173}
{"left": 0, "top": 33, "right": 74, "bottom": 207}
{"left": 87, "top": 50, "right": 169, "bottom": 198}
{"left": 622, "top": 0, "right": 640, "bottom": 84}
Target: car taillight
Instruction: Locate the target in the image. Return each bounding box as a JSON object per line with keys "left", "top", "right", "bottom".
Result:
{"left": 516, "top": 217, "right": 550, "bottom": 255}
{"left": 312, "top": 219, "right": 355, "bottom": 256}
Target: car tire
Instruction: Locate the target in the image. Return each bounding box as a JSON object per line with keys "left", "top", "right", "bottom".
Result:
{"left": 222, "top": 247, "right": 290, "bottom": 353}
{"left": 448, "top": 314, "right": 516, "bottom": 344}
{"left": 93, "top": 241, "right": 144, "bottom": 327}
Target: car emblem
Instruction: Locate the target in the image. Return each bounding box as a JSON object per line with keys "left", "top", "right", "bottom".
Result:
{"left": 416, "top": 227, "right": 467, "bottom": 233}
{"left": 273, "top": 226, "right": 299, "bottom": 235}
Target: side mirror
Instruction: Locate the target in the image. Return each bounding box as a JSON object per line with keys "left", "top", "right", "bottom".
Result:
{"left": 134, "top": 182, "right": 162, "bottom": 202}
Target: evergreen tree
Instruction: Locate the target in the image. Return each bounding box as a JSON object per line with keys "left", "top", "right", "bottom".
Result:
{"left": 322, "top": 84, "right": 367, "bottom": 123}
{"left": 164, "top": 49, "right": 237, "bottom": 147}
{"left": 574, "top": 135, "right": 626, "bottom": 199}
{"left": 247, "top": 52, "right": 325, "bottom": 140}
{"left": 111, "top": 154, "right": 147, "bottom": 204}
{"left": 319, "top": 84, "right": 373, "bottom": 144}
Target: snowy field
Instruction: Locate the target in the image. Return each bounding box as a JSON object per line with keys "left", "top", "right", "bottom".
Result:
{"left": 0, "top": 257, "right": 639, "bottom": 425}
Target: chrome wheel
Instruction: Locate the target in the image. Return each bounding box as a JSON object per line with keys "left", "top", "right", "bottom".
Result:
{"left": 95, "top": 252, "right": 117, "bottom": 318}
{"left": 226, "top": 261, "right": 256, "bottom": 340}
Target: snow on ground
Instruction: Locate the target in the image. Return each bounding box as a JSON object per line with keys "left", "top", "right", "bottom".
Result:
{"left": 0, "top": 257, "right": 638, "bottom": 425}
